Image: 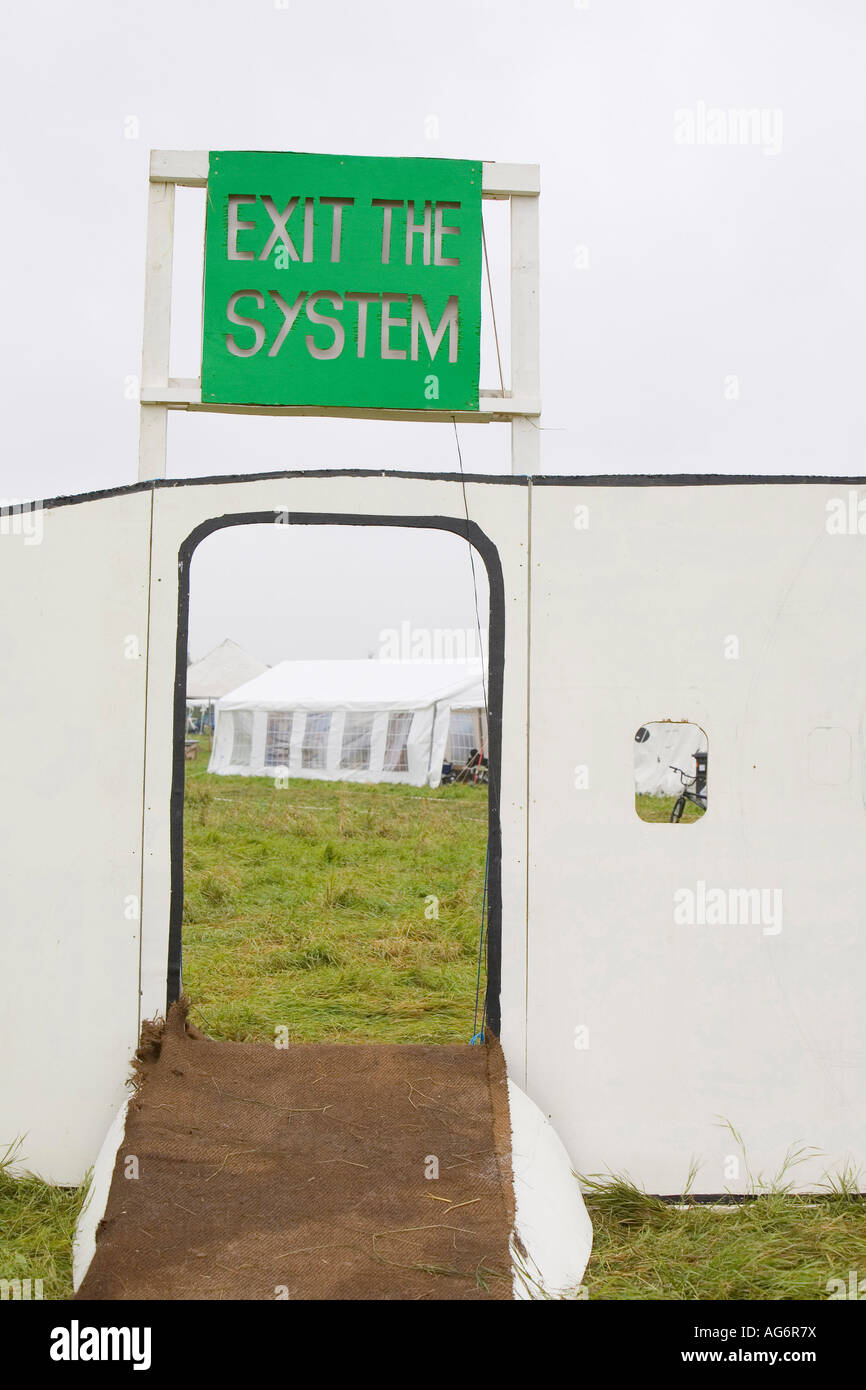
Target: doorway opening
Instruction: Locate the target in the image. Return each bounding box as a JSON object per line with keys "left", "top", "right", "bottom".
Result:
{"left": 170, "top": 512, "right": 502, "bottom": 1047}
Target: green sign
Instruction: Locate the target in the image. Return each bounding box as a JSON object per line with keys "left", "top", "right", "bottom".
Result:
{"left": 201, "top": 151, "right": 482, "bottom": 412}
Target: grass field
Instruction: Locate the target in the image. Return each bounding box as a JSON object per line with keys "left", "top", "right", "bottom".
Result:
{"left": 635, "top": 792, "right": 705, "bottom": 823}
{"left": 0, "top": 1145, "right": 85, "bottom": 1301}
{"left": 182, "top": 734, "right": 489, "bottom": 1043}
{"left": 583, "top": 1178, "right": 866, "bottom": 1300}
{"left": 3, "top": 748, "right": 863, "bottom": 1301}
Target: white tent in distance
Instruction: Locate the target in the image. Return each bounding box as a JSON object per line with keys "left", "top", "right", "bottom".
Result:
{"left": 209, "top": 658, "right": 488, "bottom": 788}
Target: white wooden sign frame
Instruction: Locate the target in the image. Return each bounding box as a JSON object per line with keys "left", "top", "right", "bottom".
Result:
{"left": 139, "top": 151, "right": 541, "bottom": 481}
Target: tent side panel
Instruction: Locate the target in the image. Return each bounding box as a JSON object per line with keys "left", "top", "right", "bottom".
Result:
{"left": 0, "top": 492, "right": 151, "bottom": 1183}
{"left": 209, "top": 705, "right": 437, "bottom": 784}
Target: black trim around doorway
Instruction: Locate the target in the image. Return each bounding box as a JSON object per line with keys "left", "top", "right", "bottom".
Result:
{"left": 168, "top": 511, "right": 506, "bottom": 1035}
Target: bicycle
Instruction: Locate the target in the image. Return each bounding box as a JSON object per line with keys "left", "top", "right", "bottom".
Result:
{"left": 669, "top": 749, "right": 708, "bottom": 822}
{"left": 442, "top": 748, "right": 489, "bottom": 786}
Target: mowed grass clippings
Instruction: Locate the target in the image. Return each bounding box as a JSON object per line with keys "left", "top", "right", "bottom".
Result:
{"left": 181, "top": 734, "right": 490, "bottom": 1044}
{"left": 582, "top": 1177, "right": 866, "bottom": 1301}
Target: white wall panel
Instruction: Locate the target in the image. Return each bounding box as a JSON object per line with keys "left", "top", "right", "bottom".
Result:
{"left": 4, "top": 471, "right": 863, "bottom": 1195}
{"left": 0, "top": 492, "right": 151, "bottom": 1183}
{"left": 526, "top": 482, "right": 866, "bottom": 1193}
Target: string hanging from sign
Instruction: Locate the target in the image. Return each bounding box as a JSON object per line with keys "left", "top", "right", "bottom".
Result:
{"left": 453, "top": 202, "right": 506, "bottom": 1036}
{"left": 482, "top": 215, "right": 506, "bottom": 398}
{"left": 451, "top": 416, "right": 495, "bottom": 1046}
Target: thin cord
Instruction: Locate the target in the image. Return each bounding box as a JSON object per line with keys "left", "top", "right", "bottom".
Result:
{"left": 453, "top": 420, "right": 490, "bottom": 731}
{"left": 482, "top": 216, "right": 505, "bottom": 397}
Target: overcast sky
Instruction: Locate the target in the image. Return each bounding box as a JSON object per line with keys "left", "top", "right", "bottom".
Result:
{"left": 3, "top": 0, "right": 864, "bottom": 659}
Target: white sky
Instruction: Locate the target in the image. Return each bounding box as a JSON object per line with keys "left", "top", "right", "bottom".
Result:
{"left": 2, "top": 0, "right": 864, "bottom": 659}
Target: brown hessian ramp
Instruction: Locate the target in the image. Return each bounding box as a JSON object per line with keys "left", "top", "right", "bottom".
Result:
{"left": 77, "top": 1001, "right": 515, "bottom": 1300}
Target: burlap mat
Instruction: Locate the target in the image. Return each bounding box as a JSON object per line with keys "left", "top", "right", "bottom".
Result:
{"left": 77, "top": 1001, "right": 515, "bottom": 1300}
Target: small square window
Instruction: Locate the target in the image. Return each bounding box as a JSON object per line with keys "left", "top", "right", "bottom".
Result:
{"left": 635, "top": 721, "right": 707, "bottom": 823}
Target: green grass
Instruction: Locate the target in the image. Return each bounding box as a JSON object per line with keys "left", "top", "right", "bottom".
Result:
{"left": 181, "top": 734, "right": 489, "bottom": 1043}
{"left": 582, "top": 1176, "right": 866, "bottom": 1300}
{"left": 0, "top": 1143, "right": 86, "bottom": 1300}
{"left": 635, "top": 792, "right": 705, "bottom": 823}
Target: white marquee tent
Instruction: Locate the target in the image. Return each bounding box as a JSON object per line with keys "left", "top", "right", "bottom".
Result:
{"left": 186, "top": 639, "right": 269, "bottom": 726}
{"left": 209, "top": 659, "right": 487, "bottom": 787}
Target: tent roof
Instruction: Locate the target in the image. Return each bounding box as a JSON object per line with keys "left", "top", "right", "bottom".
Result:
{"left": 217, "top": 659, "right": 485, "bottom": 713}
{"left": 450, "top": 677, "right": 486, "bottom": 710}
{"left": 186, "top": 639, "right": 269, "bottom": 701}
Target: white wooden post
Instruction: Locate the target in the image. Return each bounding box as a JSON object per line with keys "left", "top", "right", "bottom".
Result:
{"left": 137, "top": 155, "right": 540, "bottom": 474}
{"left": 510, "top": 189, "right": 540, "bottom": 476}
{"left": 138, "top": 179, "right": 175, "bottom": 481}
